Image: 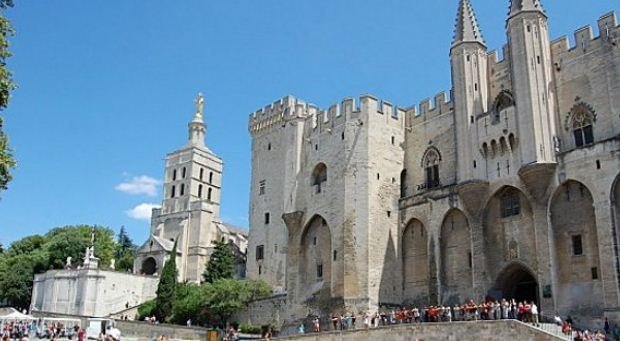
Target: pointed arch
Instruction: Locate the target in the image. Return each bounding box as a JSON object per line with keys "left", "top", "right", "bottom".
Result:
{"left": 402, "top": 218, "right": 429, "bottom": 305}
{"left": 492, "top": 90, "right": 515, "bottom": 122}
{"left": 439, "top": 209, "right": 473, "bottom": 305}
{"left": 311, "top": 163, "right": 328, "bottom": 193}
{"left": 550, "top": 180, "right": 602, "bottom": 316}
{"left": 299, "top": 214, "right": 332, "bottom": 301}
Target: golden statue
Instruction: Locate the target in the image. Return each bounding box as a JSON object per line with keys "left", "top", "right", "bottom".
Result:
{"left": 195, "top": 92, "right": 205, "bottom": 117}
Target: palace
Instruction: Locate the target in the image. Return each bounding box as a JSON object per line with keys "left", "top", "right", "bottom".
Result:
{"left": 245, "top": 0, "right": 620, "bottom": 328}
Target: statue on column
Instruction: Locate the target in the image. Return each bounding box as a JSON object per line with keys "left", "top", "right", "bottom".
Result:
{"left": 65, "top": 256, "right": 72, "bottom": 269}
{"left": 195, "top": 92, "right": 205, "bottom": 118}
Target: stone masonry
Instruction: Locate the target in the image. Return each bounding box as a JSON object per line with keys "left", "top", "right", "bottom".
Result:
{"left": 245, "top": 0, "right": 620, "bottom": 329}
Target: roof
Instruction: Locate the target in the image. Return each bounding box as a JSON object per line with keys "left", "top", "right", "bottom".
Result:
{"left": 215, "top": 221, "right": 248, "bottom": 237}
{"left": 452, "top": 0, "right": 485, "bottom": 48}
{"left": 509, "top": 0, "right": 545, "bottom": 18}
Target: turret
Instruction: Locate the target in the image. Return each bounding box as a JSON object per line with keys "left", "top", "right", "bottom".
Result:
{"left": 451, "top": 0, "right": 488, "bottom": 182}
{"left": 507, "top": 0, "right": 557, "bottom": 164}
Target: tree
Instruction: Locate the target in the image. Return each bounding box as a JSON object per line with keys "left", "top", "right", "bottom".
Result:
{"left": 170, "top": 283, "right": 208, "bottom": 325}
{"left": 204, "top": 279, "right": 271, "bottom": 327}
{"left": 0, "top": 0, "right": 16, "bottom": 193}
{"left": 0, "top": 250, "right": 48, "bottom": 309}
{"left": 115, "top": 226, "right": 136, "bottom": 271}
{"left": 155, "top": 241, "right": 178, "bottom": 321}
{"left": 45, "top": 225, "right": 116, "bottom": 269}
{"left": 202, "top": 240, "right": 235, "bottom": 284}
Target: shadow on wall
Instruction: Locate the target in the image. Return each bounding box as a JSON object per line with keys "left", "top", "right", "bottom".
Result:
{"left": 378, "top": 230, "right": 398, "bottom": 308}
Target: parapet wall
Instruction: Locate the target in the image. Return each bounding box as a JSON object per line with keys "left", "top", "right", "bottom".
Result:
{"left": 406, "top": 91, "right": 454, "bottom": 127}
{"left": 551, "top": 11, "right": 618, "bottom": 62}
{"left": 249, "top": 95, "right": 407, "bottom": 136}
{"left": 274, "top": 320, "right": 564, "bottom": 341}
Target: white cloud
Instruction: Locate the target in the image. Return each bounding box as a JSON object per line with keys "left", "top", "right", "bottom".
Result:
{"left": 126, "top": 203, "right": 161, "bottom": 221}
{"left": 115, "top": 175, "right": 161, "bottom": 196}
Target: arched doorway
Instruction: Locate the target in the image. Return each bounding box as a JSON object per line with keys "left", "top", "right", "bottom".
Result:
{"left": 439, "top": 209, "right": 473, "bottom": 305}
{"left": 494, "top": 263, "right": 539, "bottom": 303}
{"left": 141, "top": 257, "right": 157, "bottom": 275}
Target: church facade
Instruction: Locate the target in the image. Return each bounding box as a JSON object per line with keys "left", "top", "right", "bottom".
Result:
{"left": 246, "top": 0, "right": 620, "bottom": 326}
{"left": 134, "top": 94, "right": 248, "bottom": 283}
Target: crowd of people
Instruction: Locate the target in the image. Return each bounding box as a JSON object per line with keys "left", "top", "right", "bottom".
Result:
{"left": 310, "top": 298, "right": 541, "bottom": 332}
{"left": 1, "top": 320, "right": 87, "bottom": 340}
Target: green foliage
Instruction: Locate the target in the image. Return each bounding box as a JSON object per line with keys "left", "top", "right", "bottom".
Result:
{"left": 45, "top": 225, "right": 116, "bottom": 268}
{"left": 203, "top": 279, "right": 272, "bottom": 327}
{"left": 202, "top": 241, "right": 235, "bottom": 284}
{"left": 115, "top": 226, "right": 136, "bottom": 271}
{"left": 170, "top": 283, "right": 208, "bottom": 325}
{"left": 0, "top": 225, "right": 125, "bottom": 309}
{"left": 155, "top": 241, "right": 178, "bottom": 321}
{"left": 238, "top": 323, "right": 263, "bottom": 334}
{"left": 0, "top": 1, "right": 16, "bottom": 193}
{"left": 137, "top": 299, "right": 157, "bottom": 320}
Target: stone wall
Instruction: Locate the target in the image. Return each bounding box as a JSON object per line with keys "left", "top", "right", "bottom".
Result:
{"left": 274, "top": 320, "right": 563, "bottom": 341}
{"left": 231, "top": 294, "right": 287, "bottom": 328}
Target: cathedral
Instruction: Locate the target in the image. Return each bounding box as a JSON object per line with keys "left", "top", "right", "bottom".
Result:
{"left": 134, "top": 94, "right": 247, "bottom": 283}
{"left": 245, "top": 0, "right": 620, "bottom": 327}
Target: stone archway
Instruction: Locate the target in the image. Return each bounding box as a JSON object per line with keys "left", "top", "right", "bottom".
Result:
{"left": 440, "top": 209, "right": 473, "bottom": 305}
{"left": 299, "top": 215, "right": 332, "bottom": 302}
{"left": 493, "top": 262, "right": 539, "bottom": 304}
{"left": 141, "top": 257, "right": 157, "bottom": 275}
{"left": 402, "top": 219, "right": 429, "bottom": 306}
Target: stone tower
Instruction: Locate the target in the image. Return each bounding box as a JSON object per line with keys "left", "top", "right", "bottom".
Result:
{"left": 507, "top": 0, "right": 557, "bottom": 164}
{"left": 134, "top": 94, "right": 225, "bottom": 283}
{"left": 451, "top": 0, "right": 488, "bottom": 182}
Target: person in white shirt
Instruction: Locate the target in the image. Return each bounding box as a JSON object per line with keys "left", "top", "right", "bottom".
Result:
{"left": 530, "top": 302, "right": 539, "bottom": 326}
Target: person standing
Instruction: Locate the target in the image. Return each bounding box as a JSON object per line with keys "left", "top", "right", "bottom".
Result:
{"left": 530, "top": 302, "right": 539, "bottom": 327}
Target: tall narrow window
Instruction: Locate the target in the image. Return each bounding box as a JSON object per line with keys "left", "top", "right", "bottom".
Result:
{"left": 198, "top": 184, "right": 203, "bottom": 198}
{"left": 199, "top": 168, "right": 204, "bottom": 180}
{"left": 500, "top": 189, "right": 521, "bottom": 218}
{"left": 316, "top": 264, "right": 323, "bottom": 279}
{"left": 573, "top": 111, "right": 594, "bottom": 147}
{"left": 209, "top": 172, "right": 214, "bottom": 184}
{"left": 400, "top": 169, "right": 408, "bottom": 198}
{"left": 572, "top": 235, "right": 583, "bottom": 256}
{"left": 312, "top": 163, "right": 328, "bottom": 194}
{"left": 256, "top": 245, "right": 264, "bottom": 261}
{"left": 170, "top": 185, "right": 176, "bottom": 198}
{"left": 207, "top": 188, "right": 212, "bottom": 201}
{"left": 172, "top": 169, "right": 177, "bottom": 181}
{"left": 180, "top": 183, "right": 185, "bottom": 196}
{"left": 182, "top": 167, "right": 186, "bottom": 179}
{"left": 259, "top": 180, "right": 266, "bottom": 195}
{"left": 423, "top": 149, "right": 440, "bottom": 190}
{"left": 264, "top": 212, "right": 270, "bottom": 225}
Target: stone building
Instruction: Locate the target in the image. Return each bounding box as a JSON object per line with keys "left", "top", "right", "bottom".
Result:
{"left": 134, "top": 94, "right": 248, "bottom": 283}
{"left": 245, "top": 0, "right": 620, "bottom": 327}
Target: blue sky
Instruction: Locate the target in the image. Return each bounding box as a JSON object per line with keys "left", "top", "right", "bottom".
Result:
{"left": 0, "top": 0, "right": 617, "bottom": 246}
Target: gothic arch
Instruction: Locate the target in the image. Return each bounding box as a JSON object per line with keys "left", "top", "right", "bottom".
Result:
{"left": 439, "top": 209, "right": 473, "bottom": 305}
{"left": 492, "top": 261, "right": 539, "bottom": 303}
{"left": 483, "top": 186, "right": 536, "bottom": 282}
{"left": 563, "top": 101, "right": 597, "bottom": 131}
{"left": 493, "top": 90, "right": 515, "bottom": 115}
{"left": 311, "top": 163, "right": 328, "bottom": 193}
{"left": 299, "top": 215, "right": 332, "bottom": 301}
{"left": 420, "top": 146, "right": 442, "bottom": 168}
{"left": 402, "top": 218, "right": 429, "bottom": 305}
{"left": 550, "top": 180, "right": 602, "bottom": 316}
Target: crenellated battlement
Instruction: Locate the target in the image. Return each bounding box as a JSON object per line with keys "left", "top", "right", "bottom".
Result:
{"left": 487, "top": 44, "right": 510, "bottom": 69}
{"left": 407, "top": 91, "right": 454, "bottom": 127}
{"left": 250, "top": 94, "right": 408, "bottom": 137}
{"left": 550, "top": 11, "right": 618, "bottom": 61}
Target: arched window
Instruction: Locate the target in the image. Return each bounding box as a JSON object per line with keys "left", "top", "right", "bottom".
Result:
{"left": 423, "top": 149, "right": 440, "bottom": 189}
{"left": 170, "top": 185, "right": 176, "bottom": 198}
{"left": 492, "top": 91, "right": 515, "bottom": 123}
{"left": 199, "top": 168, "right": 204, "bottom": 181}
{"left": 312, "top": 163, "right": 328, "bottom": 193}
{"left": 182, "top": 167, "right": 186, "bottom": 179}
{"left": 180, "top": 183, "right": 185, "bottom": 196}
{"left": 500, "top": 188, "right": 521, "bottom": 218}
{"left": 172, "top": 169, "right": 177, "bottom": 181}
{"left": 208, "top": 187, "right": 213, "bottom": 201}
{"left": 400, "top": 169, "right": 408, "bottom": 198}
{"left": 209, "top": 172, "right": 214, "bottom": 184}
{"left": 198, "top": 184, "right": 203, "bottom": 198}
{"left": 572, "top": 109, "right": 594, "bottom": 147}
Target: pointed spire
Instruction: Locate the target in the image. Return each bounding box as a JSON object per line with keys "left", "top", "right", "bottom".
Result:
{"left": 509, "top": 0, "right": 545, "bottom": 18}
{"left": 452, "top": 0, "right": 485, "bottom": 48}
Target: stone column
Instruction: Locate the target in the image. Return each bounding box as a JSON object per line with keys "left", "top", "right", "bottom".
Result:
{"left": 282, "top": 211, "right": 305, "bottom": 309}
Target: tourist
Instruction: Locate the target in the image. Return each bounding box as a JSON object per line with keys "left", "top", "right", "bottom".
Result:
{"left": 298, "top": 322, "right": 305, "bottom": 335}
{"left": 312, "top": 316, "right": 320, "bottom": 333}
{"left": 530, "top": 301, "right": 539, "bottom": 326}
{"left": 605, "top": 317, "right": 611, "bottom": 335}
